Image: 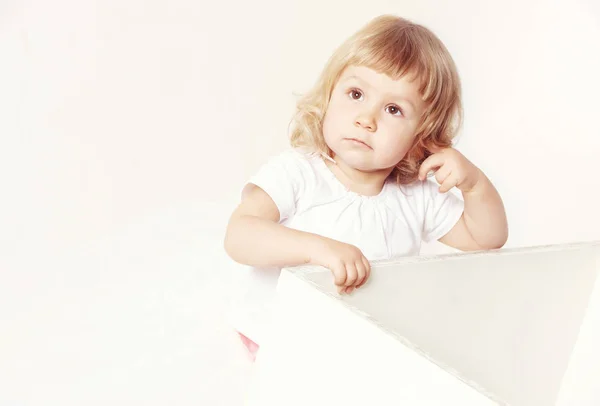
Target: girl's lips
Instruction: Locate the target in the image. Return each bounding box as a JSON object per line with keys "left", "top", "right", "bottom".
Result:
{"left": 344, "top": 137, "right": 372, "bottom": 150}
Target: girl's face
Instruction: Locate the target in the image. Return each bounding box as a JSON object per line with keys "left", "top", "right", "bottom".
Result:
{"left": 322, "top": 65, "right": 425, "bottom": 173}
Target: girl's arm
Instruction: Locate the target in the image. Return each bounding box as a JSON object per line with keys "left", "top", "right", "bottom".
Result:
{"left": 439, "top": 171, "right": 508, "bottom": 251}
{"left": 418, "top": 147, "right": 508, "bottom": 251}
{"left": 224, "top": 184, "right": 371, "bottom": 293}
{"left": 224, "top": 183, "right": 317, "bottom": 268}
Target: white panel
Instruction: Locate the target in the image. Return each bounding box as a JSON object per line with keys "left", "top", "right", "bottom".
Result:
{"left": 246, "top": 270, "right": 496, "bottom": 405}
{"left": 249, "top": 242, "right": 600, "bottom": 405}
{"left": 556, "top": 253, "right": 600, "bottom": 405}
{"left": 304, "top": 243, "right": 600, "bottom": 405}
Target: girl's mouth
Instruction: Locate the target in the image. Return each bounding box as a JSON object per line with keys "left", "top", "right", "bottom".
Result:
{"left": 344, "top": 138, "right": 372, "bottom": 150}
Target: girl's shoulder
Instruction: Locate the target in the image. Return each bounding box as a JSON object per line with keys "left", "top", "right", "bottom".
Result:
{"left": 250, "top": 148, "right": 327, "bottom": 197}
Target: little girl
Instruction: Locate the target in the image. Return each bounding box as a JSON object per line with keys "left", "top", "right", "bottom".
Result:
{"left": 224, "top": 15, "right": 508, "bottom": 361}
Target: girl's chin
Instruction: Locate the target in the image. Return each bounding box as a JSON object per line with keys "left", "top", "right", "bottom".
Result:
{"left": 331, "top": 153, "right": 392, "bottom": 173}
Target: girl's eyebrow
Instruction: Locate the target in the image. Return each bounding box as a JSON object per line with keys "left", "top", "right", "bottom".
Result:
{"left": 342, "top": 74, "right": 417, "bottom": 112}
{"left": 342, "top": 75, "right": 368, "bottom": 86}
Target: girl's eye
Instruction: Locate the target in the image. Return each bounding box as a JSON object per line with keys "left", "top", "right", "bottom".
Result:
{"left": 348, "top": 89, "right": 363, "bottom": 101}
{"left": 385, "top": 105, "right": 403, "bottom": 116}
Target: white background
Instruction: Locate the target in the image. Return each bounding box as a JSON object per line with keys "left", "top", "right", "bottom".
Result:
{"left": 1, "top": 0, "right": 599, "bottom": 404}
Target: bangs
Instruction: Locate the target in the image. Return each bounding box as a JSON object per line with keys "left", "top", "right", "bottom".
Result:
{"left": 346, "top": 24, "right": 448, "bottom": 105}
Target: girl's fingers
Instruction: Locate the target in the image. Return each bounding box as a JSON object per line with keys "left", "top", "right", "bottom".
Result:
{"left": 344, "top": 263, "right": 358, "bottom": 287}
{"left": 354, "top": 261, "right": 367, "bottom": 288}
{"left": 330, "top": 262, "right": 347, "bottom": 286}
{"left": 439, "top": 173, "right": 458, "bottom": 193}
{"left": 434, "top": 164, "right": 452, "bottom": 186}
{"left": 418, "top": 154, "right": 445, "bottom": 180}
{"left": 356, "top": 257, "right": 371, "bottom": 288}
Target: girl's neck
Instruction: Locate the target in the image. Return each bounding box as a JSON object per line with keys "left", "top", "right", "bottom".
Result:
{"left": 325, "top": 154, "right": 393, "bottom": 197}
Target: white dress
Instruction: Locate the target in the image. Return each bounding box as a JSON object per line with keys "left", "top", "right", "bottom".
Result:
{"left": 229, "top": 148, "right": 464, "bottom": 344}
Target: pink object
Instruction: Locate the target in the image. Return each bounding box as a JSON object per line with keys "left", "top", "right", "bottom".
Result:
{"left": 238, "top": 332, "right": 259, "bottom": 361}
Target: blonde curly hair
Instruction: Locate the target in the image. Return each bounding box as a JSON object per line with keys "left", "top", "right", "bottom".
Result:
{"left": 289, "top": 15, "right": 463, "bottom": 184}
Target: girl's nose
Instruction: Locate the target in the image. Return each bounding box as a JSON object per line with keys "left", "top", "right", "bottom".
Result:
{"left": 354, "top": 110, "right": 377, "bottom": 132}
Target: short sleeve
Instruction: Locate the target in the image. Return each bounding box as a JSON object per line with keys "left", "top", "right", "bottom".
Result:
{"left": 246, "top": 150, "right": 307, "bottom": 223}
{"left": 422, "top": 179, "right": 465, "bottom": 242}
